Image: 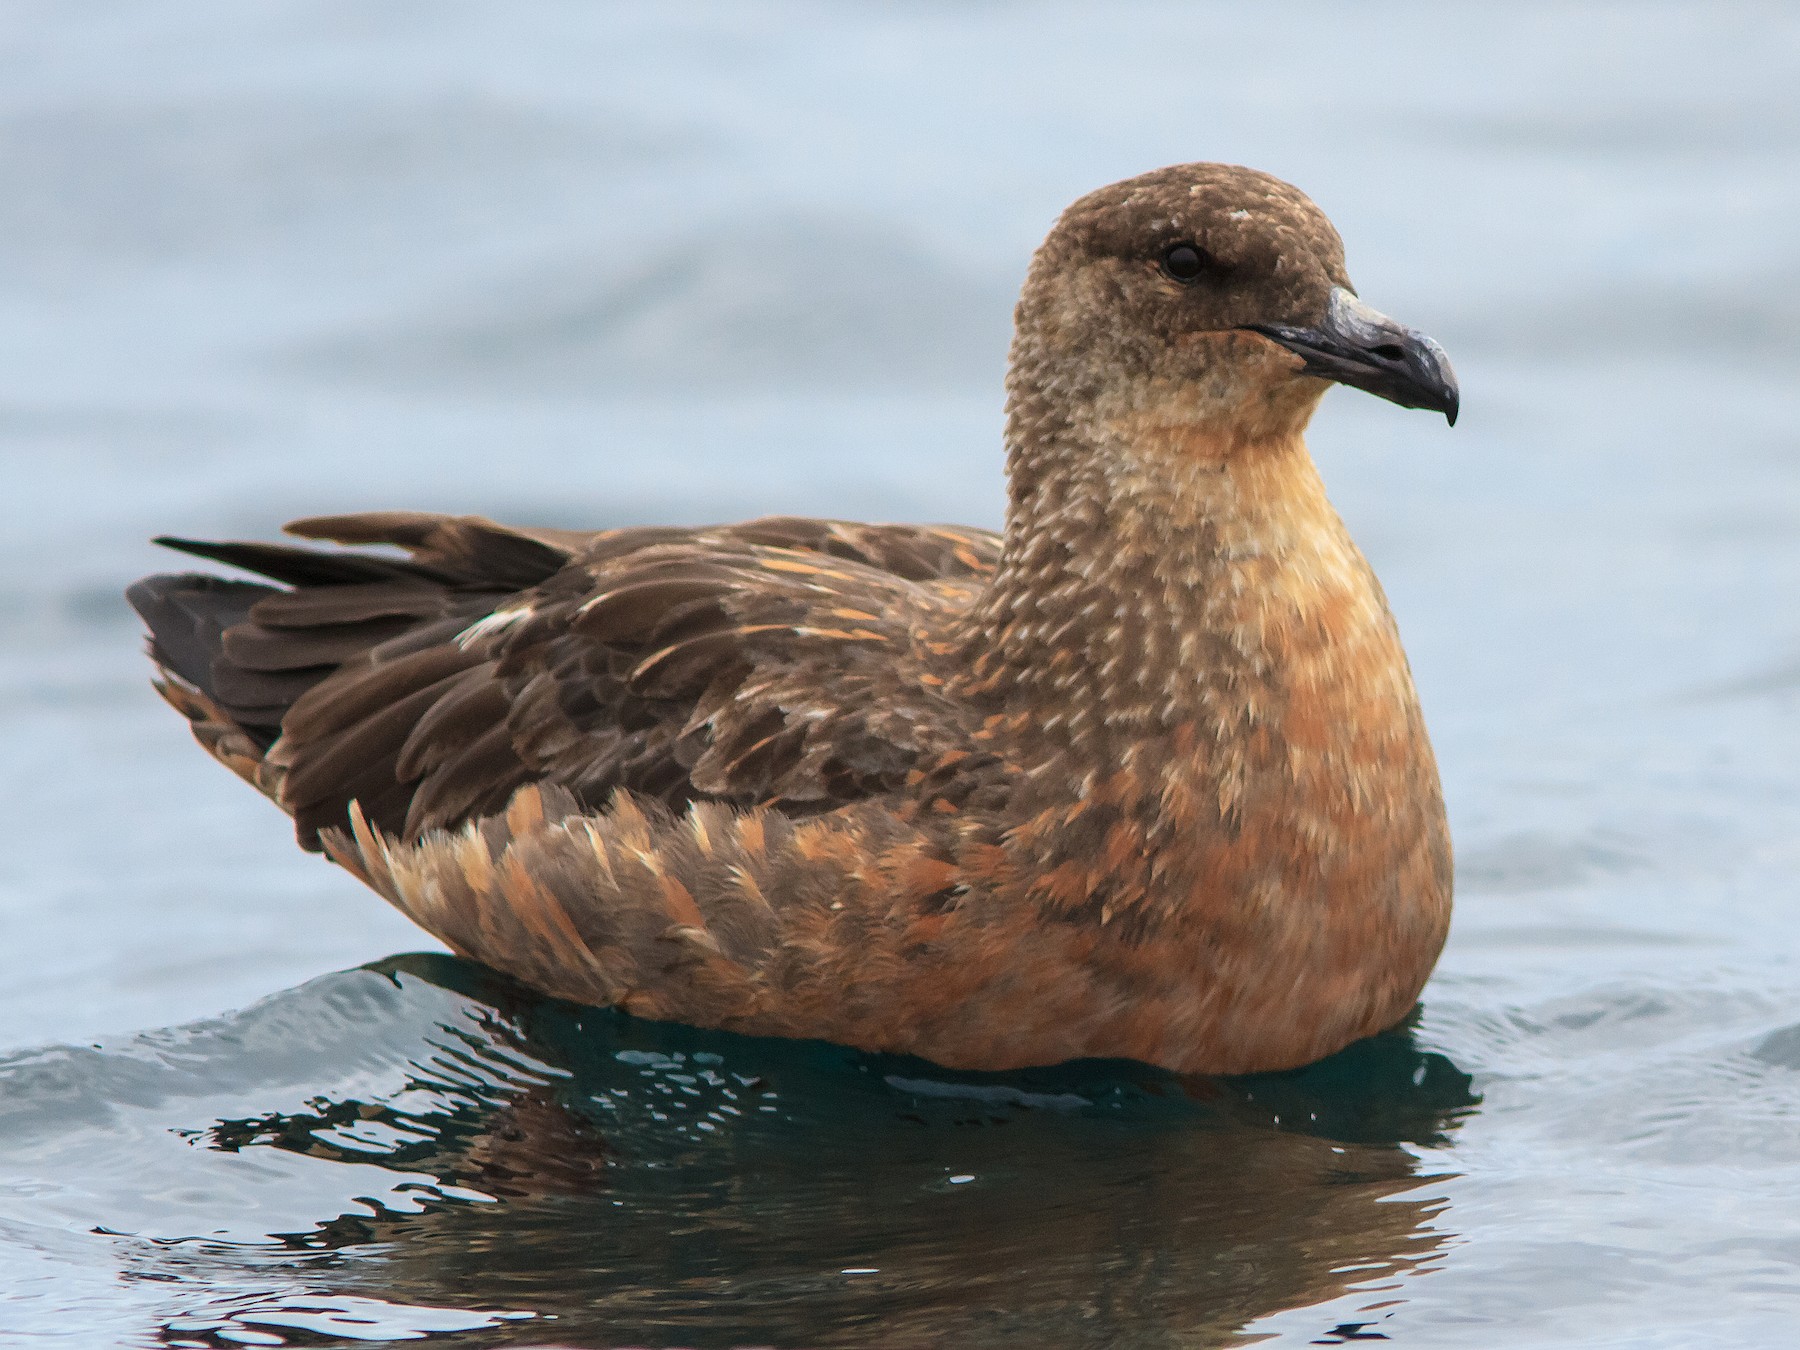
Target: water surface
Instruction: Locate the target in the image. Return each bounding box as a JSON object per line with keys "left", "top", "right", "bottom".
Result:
{"left": 3, "top": 956, "right": 1480, "bottom": 1347}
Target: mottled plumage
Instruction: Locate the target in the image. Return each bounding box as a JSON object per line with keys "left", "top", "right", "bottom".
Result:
{"left": 130, "top": 163, "right": 1459, "bottom": 1074}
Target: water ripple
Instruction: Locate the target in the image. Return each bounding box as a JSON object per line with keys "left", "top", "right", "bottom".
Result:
{"left": 0, "top": 955, "right": 1477, "bottom": 1348}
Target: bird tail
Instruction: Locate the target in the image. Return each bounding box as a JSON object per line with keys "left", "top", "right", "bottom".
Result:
{"left": 125, "top": 512, "right": 583, "bottom": 835}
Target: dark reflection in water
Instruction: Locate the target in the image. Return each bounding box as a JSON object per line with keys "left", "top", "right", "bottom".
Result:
{"left": 138, "top": 955, "right": 1477, "bottom": 1349}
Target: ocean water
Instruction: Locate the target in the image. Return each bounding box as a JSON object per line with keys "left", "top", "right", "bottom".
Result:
{"left": 2, "top": 3, "right": 1798, "bottom": 1345}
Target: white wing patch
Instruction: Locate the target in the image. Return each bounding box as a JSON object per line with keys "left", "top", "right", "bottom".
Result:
{"left": 456, "top": 605, "right": 536, "bottom": 650}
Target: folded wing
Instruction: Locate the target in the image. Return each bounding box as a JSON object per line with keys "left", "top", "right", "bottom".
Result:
{"left": 129, "top": 511, "right": 1001, "bottom": 850}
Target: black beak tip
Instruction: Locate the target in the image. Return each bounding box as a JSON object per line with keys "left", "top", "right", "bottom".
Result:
{"left": 1410, "top": 358, "right": 1459, "bottom": 427}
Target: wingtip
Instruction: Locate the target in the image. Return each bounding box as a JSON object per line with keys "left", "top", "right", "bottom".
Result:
{"left": 149, "top": 534, "right": 215, "bottom": 559}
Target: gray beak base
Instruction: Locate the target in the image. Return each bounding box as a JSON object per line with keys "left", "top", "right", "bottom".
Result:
{"left": 1247, "top": 287, "right": 1460, "bottom": 425}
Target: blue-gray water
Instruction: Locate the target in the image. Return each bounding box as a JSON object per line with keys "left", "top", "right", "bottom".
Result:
{"left": 2, "top": 3, "right": 1798, "bottom": 1345}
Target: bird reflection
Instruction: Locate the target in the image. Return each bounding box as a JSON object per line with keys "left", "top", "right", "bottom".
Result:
{"left": 152, "top": 954, "right": 1478, "bottom": 1349}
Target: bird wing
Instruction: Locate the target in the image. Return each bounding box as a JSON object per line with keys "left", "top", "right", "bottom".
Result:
{"left": 138, "top": 511, "right": 1001, "bottom": 849}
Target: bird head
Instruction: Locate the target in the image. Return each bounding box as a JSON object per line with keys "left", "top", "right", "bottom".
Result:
{"left": 1009, "top": 163, "right": 1458, "bottom": 451}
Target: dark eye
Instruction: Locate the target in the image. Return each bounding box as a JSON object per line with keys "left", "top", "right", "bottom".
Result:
{"left": 1160, "top": 242, "right": 1213, "bottom": 283}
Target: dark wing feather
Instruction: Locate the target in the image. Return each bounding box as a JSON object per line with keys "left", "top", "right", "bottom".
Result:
{"left": 435, "top": 522, "right": 1002, "bottom": 827}
{"left": 132, "top": 511, "right": 1001, "bottom": 850}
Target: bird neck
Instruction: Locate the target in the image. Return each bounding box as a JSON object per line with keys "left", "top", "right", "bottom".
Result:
{"left": 961, "top": 383, "right": 1431, "bottom": 800}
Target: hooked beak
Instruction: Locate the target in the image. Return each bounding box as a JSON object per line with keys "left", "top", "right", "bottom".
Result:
{"left": 1246, "top": 287, "right": 1460, "bottom": 425}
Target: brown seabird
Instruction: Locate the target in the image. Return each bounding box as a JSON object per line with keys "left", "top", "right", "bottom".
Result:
{"left": 128, "top": 162, "right": 1459, "bottom": 1075}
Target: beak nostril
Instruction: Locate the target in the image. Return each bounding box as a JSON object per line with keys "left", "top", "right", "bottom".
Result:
{"left": 1371, "top": 344, "right": 1406, "bottom": 363}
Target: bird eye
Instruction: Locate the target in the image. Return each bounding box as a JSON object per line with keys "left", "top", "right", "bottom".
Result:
{"left": 1160, "top": 242, "right": 1213, "bottom": 283}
